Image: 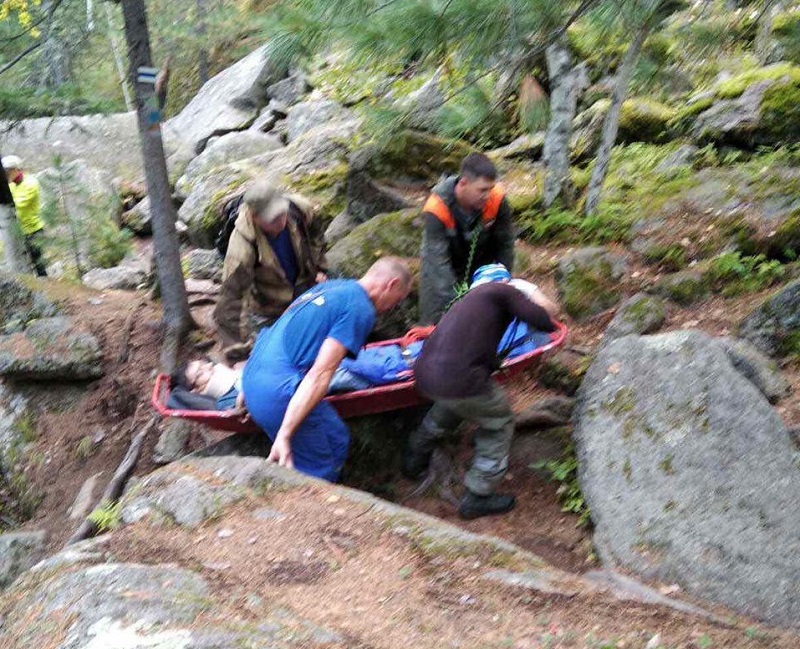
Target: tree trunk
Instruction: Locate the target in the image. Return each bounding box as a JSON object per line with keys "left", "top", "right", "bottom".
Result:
{"left": 40, "top": 0, "right": 70, "bottom": 88}
{"left": 584, "top": 22, "right": 650, "bottom": 217}
{"left": 755, "top": 0, "right": 780, "bottom": 65}
{"left": 542, "top": 36, "right": 585, "bottom": 208}
{"left": 104, "top": 3, "right": 134, "bottom": 111}
{"left": 197, "top": 0, "right": 209, "bottom": 85}
{"left": 119, "top": 0, "right": 192, "bottom": 371}
{"left": 0, "top": 160, "right": 31, "bottom": 274}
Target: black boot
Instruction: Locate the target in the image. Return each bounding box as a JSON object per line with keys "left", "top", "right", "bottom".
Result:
{"left": 458, "top": 490, "right": 516, "bottom": 520}
{"left": 401, "top": 445, "right": 432, "bottom": 480}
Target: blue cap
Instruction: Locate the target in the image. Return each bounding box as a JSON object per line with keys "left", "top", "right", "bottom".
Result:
{"left": 471, "top": 263, "right": 511, "bottom": 288}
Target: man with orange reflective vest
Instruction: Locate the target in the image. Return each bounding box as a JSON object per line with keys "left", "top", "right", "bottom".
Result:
{"left": 419, "top": 152, "right": 515, "bottom": 324}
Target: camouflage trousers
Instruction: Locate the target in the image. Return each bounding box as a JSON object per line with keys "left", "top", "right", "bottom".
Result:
{"left": 408, "top": 383, "right": 514, "bottom": 496}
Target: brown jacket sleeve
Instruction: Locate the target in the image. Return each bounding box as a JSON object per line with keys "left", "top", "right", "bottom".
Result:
{"left": 213, "top": 220, "right": 256, "bottom": 347}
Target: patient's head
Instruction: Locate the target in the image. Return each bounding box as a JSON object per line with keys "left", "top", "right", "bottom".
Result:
{"left": 171, "top": 359, "right": 237, "bottom": 399}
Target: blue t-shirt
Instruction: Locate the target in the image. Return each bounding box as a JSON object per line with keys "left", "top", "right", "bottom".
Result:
{"left": 268, "top": 227, "right": 299, "bottom": 286}
{"left": 248, "top": 279, "right": 376, "bottom": 376}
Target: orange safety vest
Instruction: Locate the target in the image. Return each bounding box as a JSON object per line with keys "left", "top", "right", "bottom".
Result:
{"left": 422, "top": 184, "right": 505, "bottom": 231}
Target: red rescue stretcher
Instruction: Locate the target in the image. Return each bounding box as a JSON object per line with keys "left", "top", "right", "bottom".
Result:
{"left": 152, "top": 322, "right": 568, "bottom": 433}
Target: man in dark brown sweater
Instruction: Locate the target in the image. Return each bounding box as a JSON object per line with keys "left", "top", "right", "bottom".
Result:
{"left": 404, "top": 280, "right": 557, "bottom": 519}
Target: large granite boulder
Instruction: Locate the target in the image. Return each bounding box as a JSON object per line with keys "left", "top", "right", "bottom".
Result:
{"left": 37, "top": 159, "right": 129, "bottom": 270}
{"left": 0, "top": 317, "right": 103, "bottom": 381}
{"left": 0, "top": 113, "right": 158, "bottom": 180}
{"left": 0, "top": 531, "right": 46, "bottom": 589}
{"left": 178, "top": 119, "right": 360, "bottom": 246}
{"left": 81, "top": 264, "right": 148, "bottom": 291}
{"left": 284, "top": 96, "right": 353, "bottom": 143}
{"left": 37, "top": 159, "right": 121, "bottom": 224}
{"left": 739, "top": 279, "right": 800, "bottom": 356}
{"left": 574, "top": 330, "right": 800, "bottom": 627}
{"left": 175, "top": 130, "right": 283, "bottom": 197}
{"left": 164, "top": 44, "right": 276, "bottom": 154}
{"left": 183, "top": 248, "right": 223, "bottom": 282}
{"left": 120, "top": 195, "right": 152, "bottom": 235}
{"left": 2, "top": 449, "right": 772, "bottom": 647}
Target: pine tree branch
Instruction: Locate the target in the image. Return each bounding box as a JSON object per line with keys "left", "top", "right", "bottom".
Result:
{"left": 0, "top": 42, "right": 43, "bottom": 76}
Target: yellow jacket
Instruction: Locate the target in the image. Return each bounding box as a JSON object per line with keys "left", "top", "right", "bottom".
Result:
{"left": 9, "top": 175, "right": 44, "bottom": 235}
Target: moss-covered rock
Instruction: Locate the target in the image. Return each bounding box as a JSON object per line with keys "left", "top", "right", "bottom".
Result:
{"left": 602, "top": 293, "right": 666, "bottom": 346}
{"left": 759, "top": 77, "right": 800, "bottom": 144}
{"left": 571, "top": 98, "right": 676, "bottom": 161}
{"left": 714, "top": 63, "right": 800, "bottom": 100}
{"left": 690, "top": 64, "right": 800, "bottom": 147}
{"left": 617, "top": 98, "right": 677, "bottom": 144}
{"left": 653, "top": 269, "right": 709, "bottom": 305}
{"left": 556, "top": 247, "right": 627, "bottom": 321}
{"left": 363, "top": 130, "right": 474, "bottom": 183}
{"left": 327, "top": 208, "right": 422, "bottom": 337}
{"left": 283, "top": 162, "right": 349, "bottom": 230}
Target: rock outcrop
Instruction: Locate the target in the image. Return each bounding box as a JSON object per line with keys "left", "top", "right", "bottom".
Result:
{"left": 574, "top": 330, "right": 800, "bottom": 627}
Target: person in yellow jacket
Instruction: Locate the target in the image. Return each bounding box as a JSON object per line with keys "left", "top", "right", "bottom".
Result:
{"left": 2, "top": 155, "right": 47, "bottom": 276}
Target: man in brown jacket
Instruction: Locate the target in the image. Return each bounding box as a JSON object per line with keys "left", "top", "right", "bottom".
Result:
{"left": 213, "top": 182, "right": 328, "bottom": 352}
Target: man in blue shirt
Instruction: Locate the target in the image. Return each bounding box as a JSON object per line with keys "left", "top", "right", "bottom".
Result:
{"left": 241, "top": 257, "right": 412, "bottom": 481}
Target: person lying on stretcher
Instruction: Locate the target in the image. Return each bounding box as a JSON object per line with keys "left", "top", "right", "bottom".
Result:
{"left": 168, "top": 268, "right": 557, "bottom": 411}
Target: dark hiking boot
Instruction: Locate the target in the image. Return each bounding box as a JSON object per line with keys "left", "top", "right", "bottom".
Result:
{"left": 402, "top": 446, "right": 432, "bottom": 480}
{"left": 458, "top": 490, "right": 516, "bottom": 520}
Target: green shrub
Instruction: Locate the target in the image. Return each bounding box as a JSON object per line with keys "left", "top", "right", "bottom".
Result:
{"left": 532, "top": 443, "right": 591, "bottom": 528}
{"left": 88, "top": 500, "right": 122, "bottom": 532}
{"left": 87, "top": 220, "right": 134, "bottom": 269}
{"left": 519, "top": 205, "right": 635, "bottom": 246}
{"left": 642, "top": 244, "right": 688, "bottom": 271}
{"left": 704, "top": 252, "right": 785, "bottom": 296}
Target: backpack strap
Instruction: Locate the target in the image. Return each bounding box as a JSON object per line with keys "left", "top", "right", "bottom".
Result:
{"left": 481, "top": 184, "right": 505, "bottom": 227}
{"left": 422, "top": 193, "right": 455, "bottom": 230}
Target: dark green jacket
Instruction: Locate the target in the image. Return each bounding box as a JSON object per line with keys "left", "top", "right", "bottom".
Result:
{"left": 419, "top": 176, "right": 515, "bottom": 324}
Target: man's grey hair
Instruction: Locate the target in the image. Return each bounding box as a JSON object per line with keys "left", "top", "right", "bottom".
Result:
{"left": 243, "top": 181, "right": 289, "bottom": 224}
{"left": 363, "top": 256, "right": 413, "bottom": 290}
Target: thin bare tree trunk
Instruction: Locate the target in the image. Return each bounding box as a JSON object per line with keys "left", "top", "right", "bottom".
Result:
{"left": 584, "top": 22, "right": 650, "bottom": 217}
{"left": 542, "top": 36, "right": 586, "bottom": 208}
{"left": 40, "top": 0, "right": 70, "bottom": 88}
{"left": 0, "top": 159, "right": 31, "bottom": 273}
{"left": 104, "top": 3, "right": 134, "bottom": 111}
{"left": 197, "top": 0, "right": 209, "bottom": 85}
{"left": 755, "top": 0, "right": 781, "bottom": 65}
{"left": 119, "top": 0, "right": 193, "bottom": 371}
